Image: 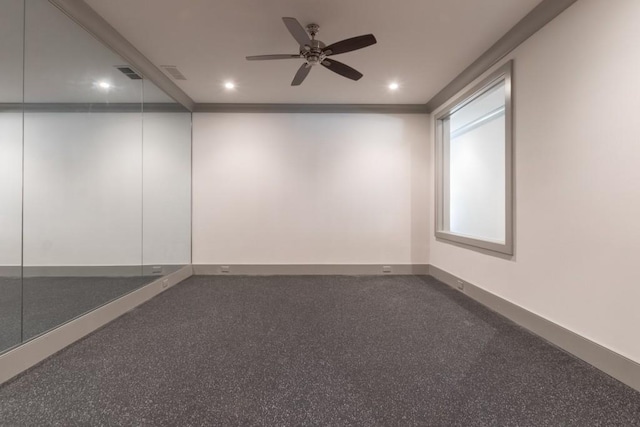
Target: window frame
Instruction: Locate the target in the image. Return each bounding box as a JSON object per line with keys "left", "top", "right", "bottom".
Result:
{"left": 434, "top": 61, "right": 513, "bottom": 255}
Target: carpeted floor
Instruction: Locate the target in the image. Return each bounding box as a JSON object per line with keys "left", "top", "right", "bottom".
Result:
{"left": 0, "top": 275, "right": 639, "bottom": 426}
{"left": 0, "top": 278, "right": 21, "bottom": 352}
{"left": 0, "top": 276, "right": 151, "bottom": 353}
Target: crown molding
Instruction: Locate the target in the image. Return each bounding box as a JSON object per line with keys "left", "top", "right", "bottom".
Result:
{"left": 425, "top": 0, "right": 578, "bottom": 113}
{"left": 48, "top": 0, "right": 195, "bottom": 111}
{"left": 194, "top": 103, "right": 428, "bottom": 114}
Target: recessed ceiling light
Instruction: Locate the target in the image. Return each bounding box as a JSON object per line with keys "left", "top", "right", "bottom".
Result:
{"left": 224, "top": 81, "right": 236, "bottom": 90}
{"left": 388, "top": 82, "right": 399, "bottom": 91}
{"left": 97, "top": 81, "right": 111, "bottom": 90}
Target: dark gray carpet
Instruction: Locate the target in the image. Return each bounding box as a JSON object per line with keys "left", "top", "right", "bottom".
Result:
{"left": 0, "top": 276, "right": 151, "bottom": 353}
{"left": 0, "top": 275, "right": 639, "bottom": 426}
{"left": 0, "top": 278, "right": 21, "bottom": 353}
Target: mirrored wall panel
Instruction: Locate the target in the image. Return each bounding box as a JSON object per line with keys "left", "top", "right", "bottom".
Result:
{"left": 22, "top": 0, "right": 145, "bottom": 341}
{"left": 0, "top": 0, "right": 24, "bottom": 353}
{"left": 0, "top": 0, "right": 191, "bottom": 353}
{"left": 142, "top": 81, "right": 191, "bottom": 277}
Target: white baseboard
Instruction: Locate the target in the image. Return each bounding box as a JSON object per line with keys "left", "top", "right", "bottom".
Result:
{"left": 193, "top": 264, "right": 430, "bottom": 275}
{"left": 20, "top": 264, "right": 187, "bottom": 278}
{"left": 0, "top": 265, "right": 193, "bottom": 385}
{"left": 428, "top": 264, "right": 640, "bottom": 393}
{"left": 0, "top": 266, "right": 21, "bottom": 277}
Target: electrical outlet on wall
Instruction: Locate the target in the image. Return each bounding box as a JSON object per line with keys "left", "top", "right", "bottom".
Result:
{"left": 457, "top": 280, "right": 465, "bottom": 291}
{"left": 382, "top": 266, "right": 392, "bottom": 273}
{"left": 162, "top": 279, "right": 169, "bottom": 289}
{"left": 220, "top": 265, "right": 230, "bottom": 274}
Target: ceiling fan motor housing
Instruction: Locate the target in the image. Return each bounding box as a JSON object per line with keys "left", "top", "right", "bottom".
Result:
{"left": 301, "top": 25, "right": 326, "bottom": 66}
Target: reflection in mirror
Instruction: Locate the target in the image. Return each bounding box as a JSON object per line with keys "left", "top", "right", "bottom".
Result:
{"left": 0, "top": 0, "right": 192, "bottom": 353}
{"left": 0, "top": 0, "right": 24, "bottom": 353}
{"left": 143, "top": 80, "right": 192, "bottom": 276}
{"left": 21, "top": 0, "right": 146, "bottom": 341}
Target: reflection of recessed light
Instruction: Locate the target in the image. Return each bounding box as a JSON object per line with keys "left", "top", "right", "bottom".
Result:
{"left": 224, "top": 81, "right": 235, "bottom": 90}
{"left": 388, "top": 82, "right": 399, "bottom": 91}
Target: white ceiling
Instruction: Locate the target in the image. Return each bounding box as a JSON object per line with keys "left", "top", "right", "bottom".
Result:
{"left": 85, "top": 0, "right": 543, "bottom": 104}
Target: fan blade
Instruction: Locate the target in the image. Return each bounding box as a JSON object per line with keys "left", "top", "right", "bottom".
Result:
{"left": 291, "top": 63, "right": 311, "bottom": 86}
{"left": 246, "top": 54, "right": 300, "bottom": 61}
{"left": 323, "top": 34, "right": 377, "bottom": 56}
{"left": 282, "top": 17, "right": 311, "bottom": 47}
{"left": 321, "top": 59, "right": 363, "bottom": 81}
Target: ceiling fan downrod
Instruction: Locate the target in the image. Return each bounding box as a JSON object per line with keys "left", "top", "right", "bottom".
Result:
{"left": 302, "top": 24, "right": 326, "bottom": 66}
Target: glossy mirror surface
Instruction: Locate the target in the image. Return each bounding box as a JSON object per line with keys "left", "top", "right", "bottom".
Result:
{"left": 0, "top": 0, "right": 191, "bottom": 353}
{"left": 0, "top": 0, "right": 24, "bottom": 353}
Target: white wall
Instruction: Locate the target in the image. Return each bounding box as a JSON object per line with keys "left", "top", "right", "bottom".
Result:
{"left": 0, "top": 111, "right": 192, "bottom": 267}
{"left": 429, "top": 0, "right": 640, "bottom": 363}
{"left": 0, "top": 113, "right": 22, "bottom": 267}
{"left": 193, "top": 113, "right": 430, "bottom": 265}
{"left": 23, "top": 113, "right": 143, "bottom": 266}
{"left": 143, "top": 112, "right": 191, "bottom": 265}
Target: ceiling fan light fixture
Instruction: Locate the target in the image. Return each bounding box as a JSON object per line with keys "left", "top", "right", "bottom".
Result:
{"left": 246, "top": 17, "right": 376, "bottom": 86}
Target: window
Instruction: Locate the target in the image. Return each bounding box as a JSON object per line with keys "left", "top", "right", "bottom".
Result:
{"left": 435, "top": 61, "right": 513, "bottom": 255}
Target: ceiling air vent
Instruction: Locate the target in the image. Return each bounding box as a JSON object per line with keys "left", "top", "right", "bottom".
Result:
{"left": 116, "top": 66, "right": 142, "bottom": 80}
{"left": 160, "top": 65, "right": 187, "bottom": 81}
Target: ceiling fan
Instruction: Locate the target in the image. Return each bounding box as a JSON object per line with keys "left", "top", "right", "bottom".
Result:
{"left": 246, "top": 17, "right": 377, "bottom": 86}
